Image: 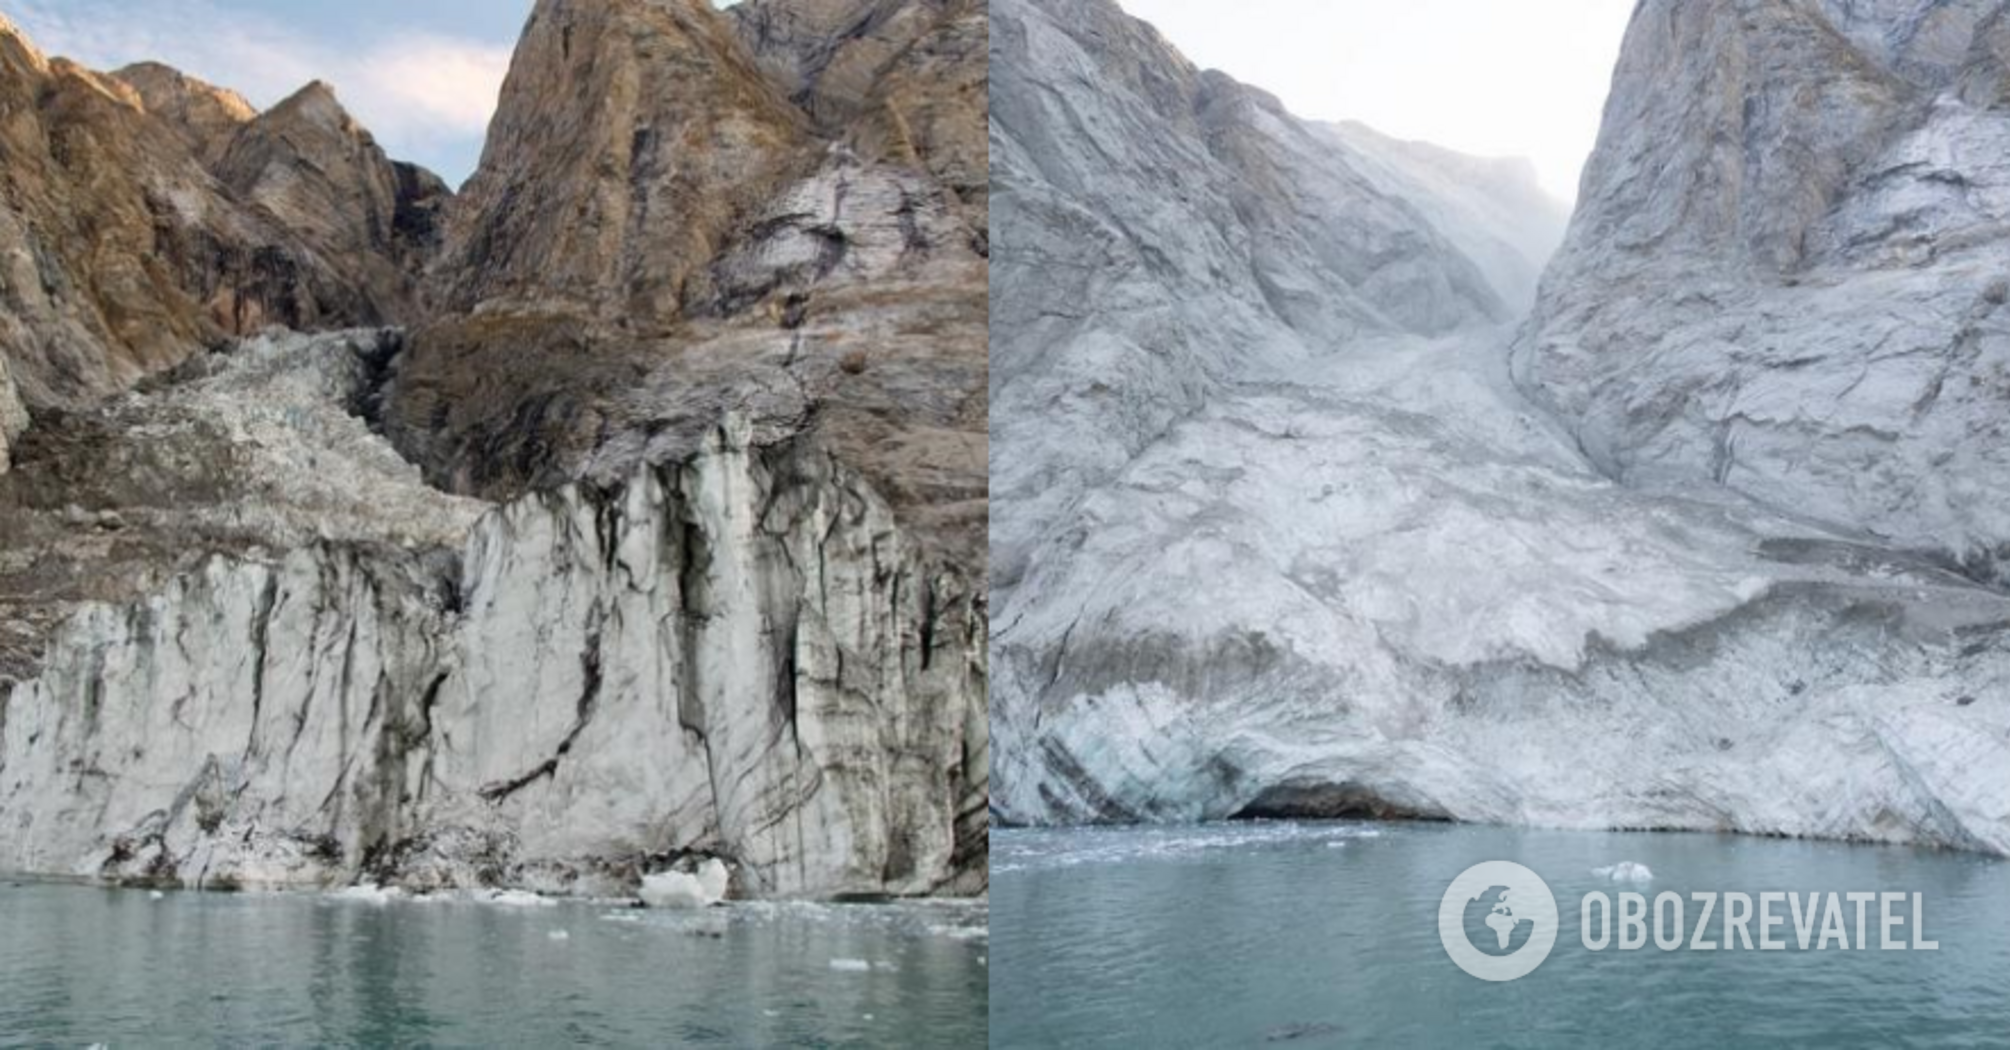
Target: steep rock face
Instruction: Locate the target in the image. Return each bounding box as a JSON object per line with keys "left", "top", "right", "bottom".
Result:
{"left": 429, "top": 0, "right": 813, "bottom": 319}
{"left": 0, "top": 330, "right": 986, "bottom": 897}
{"left": 990, "top": 0, "right": 2010, "bottom": 856}
{"left": 396, "top": 0, "right": 988, "bottom": 567}
{"left": 110, "top": 62, "right": 255, "bottom": 165}
{"left": 0, "top": 357, "right": 21, "bottom": 473}
{"left": 733, "top": 0, "right": 989, "bottom": 226}
{"left": 1322, "top": 121, "right": 1567, "bottom": 311}
{"left": 0, "top": 18, "right": 426, "bottom": 418}
{"left": 1517, "top": 0, "right": 2010, "bottom": 582}
{"left": 214, "top": 82, "right": 440, "bottom": 320}
{"left": 989, "top": 0, "right": 1550, "bottom": 599}
{"left": 0, "top": 0, "right": 986, "bottom": 898}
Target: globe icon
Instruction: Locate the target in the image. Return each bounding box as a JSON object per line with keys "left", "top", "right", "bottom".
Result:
{"left": 1438, "top": 861, "right": 1559, "bottom": 981}
{"left": 1462, "top": 885, "right": 1535, "bottom": 956}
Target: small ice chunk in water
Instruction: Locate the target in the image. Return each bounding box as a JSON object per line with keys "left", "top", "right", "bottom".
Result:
{"left": 149, "top": 890, "right": 166, "bottom": 900}
{"left": 331, "top": 883, "right": 403, "bottom": 904}
{"left": 1592, "top": 861, "right": 1654, "bottom": 882}
{"left": 482, "top": 889, "right": 557, "bottom": 908}
{"left": 828, "top": 958, "right": 872, "bottom": 972}
{"left": 640, "top": 859, "right": 731, "bottom": 909}
{"left": 548, "top": 929, "right": 571, "bottom": 941}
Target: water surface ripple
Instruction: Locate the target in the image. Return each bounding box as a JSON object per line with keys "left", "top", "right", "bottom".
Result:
{"left": 991, "top": 822, "right": 2010, "bottom": 1048}
{"left": 0, "top": 883, "right": 987, "bottom": 1047}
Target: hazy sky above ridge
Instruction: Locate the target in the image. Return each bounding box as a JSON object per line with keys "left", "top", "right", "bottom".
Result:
{"left": 1121, "top": 0, "right": 1637, "bottom": 201}
{"left": 9, "top": 0, "right": 538, "bottom": 185}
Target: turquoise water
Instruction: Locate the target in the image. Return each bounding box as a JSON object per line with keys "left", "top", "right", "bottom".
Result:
{"left": 991, "top": 822, "right": 2010, "bottom": 1048}
{"left": 0, "top": 883, "right": 986, "bottom": 1047}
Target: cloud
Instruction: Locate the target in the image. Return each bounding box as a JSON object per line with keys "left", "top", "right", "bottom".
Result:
{"left": 349, "top": 36, "right": 513, "bottom": 135}
{"left": 1120, "top": 0, "right": 1634, "bottom": 201}
{"left": 8, "top": 0, "right": 511, "bottom": 182}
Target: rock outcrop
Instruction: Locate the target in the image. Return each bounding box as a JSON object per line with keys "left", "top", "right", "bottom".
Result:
{"left": 109, "top": 62, "right": 256, "bottom": 165}
{"left": 394, "top": 0, "right": 989, "bottom": 568}
{"left": 1517, "top": 0, "right": 2010, "bottom": 584}
{"left": 0, "top": 18, "right": 430, "bottom": 416}
{"left": 733, "top": 0, "right": 989, "bottom": 226}
{"left": 214, "top": 81, "right": 442, "bottom": 320}
{"left": 990, "top": 0, "right": 2010, "bottom": 856}
{"left": 0, "top": 357, "right": 22, "bottom": 474}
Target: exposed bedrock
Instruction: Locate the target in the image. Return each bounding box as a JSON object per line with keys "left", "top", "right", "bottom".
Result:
{"left": 1518, "top": 0, "right": 2010, "bottom": 583}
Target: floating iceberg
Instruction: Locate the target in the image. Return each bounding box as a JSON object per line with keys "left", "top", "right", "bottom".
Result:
{"left": 329, "top": 883, "right": 404, "bottom": 904}
{"left": 1592, "top": 862, "right": 1654, "bottom": 883}
{"left": 639, "top": 859, "right": 731, "bottom": 909}
{"left": 478, "top": 889, "right": 558, "bottom": 908}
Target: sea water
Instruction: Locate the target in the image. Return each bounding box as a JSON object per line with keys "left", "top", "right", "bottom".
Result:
{"left": 0, "top": 882, "right": 986, "bottom": 1046}
{"left": 991, "top": 822, "right": 2010, "bottom": 1048}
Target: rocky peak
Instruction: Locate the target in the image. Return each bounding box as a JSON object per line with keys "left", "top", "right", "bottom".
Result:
{"left": 432, "top": 0, "right": 813, "bottom": 320}
{"left": 1518, "top": 0, "right": 2010, "bottom": 579}
{"left": 214, "top": 77, "right": 442, "bottom": 319}
{"left": 398, "top": 0, "right": 987, "bottom": 568}
{"left": 263, "top": 79, "right": 349, "bottom": 130}
{"left": 0, "top": 14, "right": 48, "bottom": 79}
{"left": 110, "top": 61, "right": 255, "bottom": 165}
{"left": 0, "top": 18, "right": 433, "bottom": 441}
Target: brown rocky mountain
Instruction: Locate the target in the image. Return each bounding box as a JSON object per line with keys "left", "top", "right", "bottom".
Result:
{"left": 391, "top": 0, "right": 988, "bottom": 565}
{"left": 733, "top": 0, "right": 988, "bottom": 226}
{"left": 215, "top": 80, "right": 444, "bottom": 318}
{"left": 0, "top": 15, "right": 443, "bottom": 473}
{"left": 109, "top": 61, "right": 257, "bottom": 165}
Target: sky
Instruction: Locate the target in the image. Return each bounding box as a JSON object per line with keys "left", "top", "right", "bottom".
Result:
{"left": 1120, "top": 0, "right": 1638, "bottom": 202}
{"left": 8, "top": 0, "right": 537, "bottom": 185}
{"left": 1, "top": 0, "right": 1631, "bottom": 199}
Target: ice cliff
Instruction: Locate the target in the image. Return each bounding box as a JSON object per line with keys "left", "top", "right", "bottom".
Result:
{"left": 990, "top": 0, "right": 2010, "bottom": 854}
{"left": 0, "top": 331, "right": 985, "bottom": 896}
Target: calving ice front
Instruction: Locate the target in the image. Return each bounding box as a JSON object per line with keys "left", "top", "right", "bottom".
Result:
{"left": 1580, "top": 891, "right": 1939, "bottom": 952}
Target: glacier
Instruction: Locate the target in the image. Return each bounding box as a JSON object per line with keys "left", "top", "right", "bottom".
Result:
{"left": 0, "top": 330, "right": 988, "bottom": 898}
